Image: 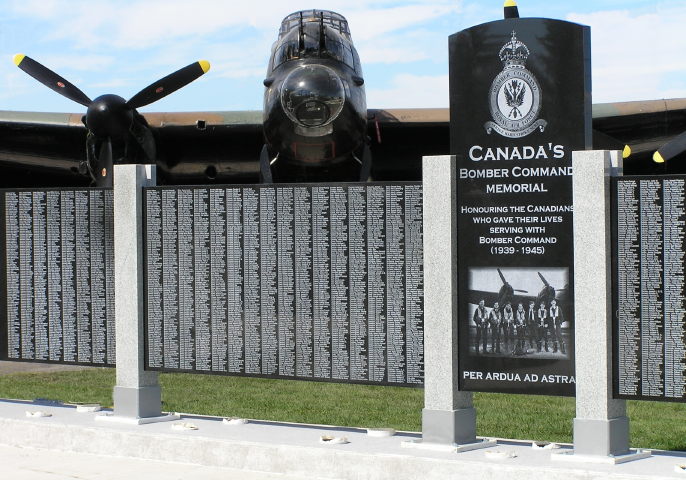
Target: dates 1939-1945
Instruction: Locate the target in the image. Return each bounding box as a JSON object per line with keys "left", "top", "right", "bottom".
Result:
{"left": 491, "top": 245, "right": 546, "bottom": 255}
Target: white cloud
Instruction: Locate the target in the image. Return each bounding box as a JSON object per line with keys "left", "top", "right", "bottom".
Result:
{"left": 88, "top": 78, "right": 132, "bottom": 89}
{"left": 367, "top": 73, "right": 448, "bottom": 108}
{"left": 357, "top": 45, "right": 428, "bottom": 65}
{"left": 346, "top": 3, "right": 462, "bottom": 41}
{"left": 568, "top": 6, "right": 686, "bottom": 102}
{"left": 9, "top": 1, "right": 462, "bottom": 49}
{"left": 9, "top": 0, "right": 62, "bottom": 19}
{"left": 357, "top": 26, "right": 449, "bottom": 67}
{"left": 0, "top": 70, "right": 31, "bottom": 100}
{"left": 29, "top": 54, "right": 114, "bottom": 71}
{"left": 11, "top": 1, "right": 281, "bottom": 49}
{"left": 212, "top": 64, "right": 266, "bottom": 80}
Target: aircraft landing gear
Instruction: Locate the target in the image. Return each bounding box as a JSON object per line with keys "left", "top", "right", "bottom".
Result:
{"left": 352, "top": 141, "right": 373, "bottom": 181}
{"left": 356, "top": 144, "right": 373, "bottom": 182}
{"left": 259, "top": 144, "right": 276, "bottom": 183}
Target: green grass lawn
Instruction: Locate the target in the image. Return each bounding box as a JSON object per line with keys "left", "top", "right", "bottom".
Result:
{"left": 1, "top": 368, "right": 685, "bottom": 451}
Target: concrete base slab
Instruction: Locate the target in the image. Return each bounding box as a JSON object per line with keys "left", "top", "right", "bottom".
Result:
{"left": 422, "top": 407, "right": 477, "bottom": 445}
{"left": 552, "top": 449, "right": 652, "bottom": 465}
{"left": 113, "top": 385, "right": 162, "bottom": 419}
{"left": 402, "top": 437, "right": 497, "bottom": 453}
{"left": 95, "top": 412, "right": 180, "bottom": 425}
{"left": 0, "top": 442, "right": 318, "bottom": 480}
{"left": 0, "top": 400, "right": 684, "bottom": 480}
{"left": 573, "top": 417, "right": 631, "bottom": 456}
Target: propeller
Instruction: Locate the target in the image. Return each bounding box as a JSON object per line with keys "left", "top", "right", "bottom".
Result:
{"left": 126, "top": 61, "right": 210, "bottom": 109}
{"left": 13, "top": 54, "right": 92, "bottom": 106}
{"left": 97, "top": 137, "right": 113, "bottom": 184}
{"left": 504, "top": 0, "right": 519, "bottom": 19}
{"left": 537, "top": 271, "right": 550, "bottom": 287}
{"left": 652, "top": 130, "right": 686, "bottom": 164}
{"left": 497, "top": 268, "right": 528, "bottom": 293}
{"left": 537, "top": 272, "right": 557, "bottom": 303}
{"left": 13, "top": 54, "right": 210, "bottom": 186}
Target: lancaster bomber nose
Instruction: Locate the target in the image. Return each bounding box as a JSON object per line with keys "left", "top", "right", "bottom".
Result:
{"left": 280, "top": 64, "right": 345, "bottom": 129}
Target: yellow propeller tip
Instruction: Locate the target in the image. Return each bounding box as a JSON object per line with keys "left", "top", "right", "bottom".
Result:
{"left": 653, "top": 151, "right": 665, "bottom": 164}
{"left": 622, "top": 145, "right": 631, "bottom": 158}
{"left": 13, "top": 53, "right": 25, "bottom": 66}
{"left": 504, "top": 0, "right": 517, "bottom": 6}
{"left": 198, "top": 60, "right": 210, "bottom": 73}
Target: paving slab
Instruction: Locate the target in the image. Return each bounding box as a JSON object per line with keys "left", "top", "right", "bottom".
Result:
{"left": 0, "top": 443, "right": 316, "bottom": 480}
{"left": 0, "top": 399, "right": 685, "bottom": 480}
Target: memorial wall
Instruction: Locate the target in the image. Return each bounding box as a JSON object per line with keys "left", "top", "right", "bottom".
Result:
{"left": 613, "top": 176, "right": 686, "bottom": 401}
{"left": 143, "top": 183, "right": 424, "bottom": 386}
{"left": 0, "top": 189, "right": 115, "bottom": 365}
{"left": 449, "top": 18, "right": 591, "bottom": 396}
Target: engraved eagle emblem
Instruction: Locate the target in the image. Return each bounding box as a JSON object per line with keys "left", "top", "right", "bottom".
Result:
{"left": 504, "top": 79, "right": 526, "bottom": 119}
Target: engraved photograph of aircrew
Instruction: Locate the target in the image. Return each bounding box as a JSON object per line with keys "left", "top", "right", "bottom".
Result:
{"left": 466, "top": 267, "right": 570, "bottom": 359}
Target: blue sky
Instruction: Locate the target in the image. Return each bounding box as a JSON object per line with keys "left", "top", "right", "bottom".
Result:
{"left": 1, "top": 0, "right": 685, "bottom": 112}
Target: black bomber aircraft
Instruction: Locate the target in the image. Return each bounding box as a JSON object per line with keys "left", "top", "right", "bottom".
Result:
{"left": 467, "top": 268, "right": 568, "bottom": 312}
{"left": 2, "top": 3, "right": 686, "bottom": 187}
{"left": 12, "top": 55, "right": 211, "bottom": 187}
{"left": 261, "top": 10, "right": 369, "bottom": 183}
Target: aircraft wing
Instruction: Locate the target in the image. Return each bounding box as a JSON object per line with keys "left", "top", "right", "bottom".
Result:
{"left": 467, "top": 289, "right": 542, "bottom": 308}
{"left": 0, "top": 110, "right": 264, "bottom": 187}
{"left": 466, "top": 289, "right": 501, "bottom": 307}
{"left": 591, "top": 98, "right": 686, "bottom": 171}
{"left": 0, "top": 98, "right": 684, "bottom": 186}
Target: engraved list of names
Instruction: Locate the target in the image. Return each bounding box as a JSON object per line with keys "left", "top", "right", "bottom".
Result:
{"left": 144, "top": 184, "right": 424, "bottom": 386}
{"left": 614, "top": 177, "right": 686, "bottom": 401}
{"left": 1, "top": 189, "right": 115, "bottom": 365}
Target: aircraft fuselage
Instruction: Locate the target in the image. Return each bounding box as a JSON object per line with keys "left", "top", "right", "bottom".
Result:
{"left": 262, "top": 10, "right": 367, "bottom": 169}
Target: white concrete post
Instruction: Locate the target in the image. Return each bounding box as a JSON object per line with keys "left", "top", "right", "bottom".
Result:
{"left": 567, "top": 150, "right": 647, "bottom": 462}
{"left": 99, "top": 164, "right": 177, "bottom": 424}
{"left": 419, "top": 155, "right": 488, "bottom": 448}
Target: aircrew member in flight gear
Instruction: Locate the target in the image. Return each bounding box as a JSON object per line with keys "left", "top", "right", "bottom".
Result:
{"left": 488, "top": 302, "right": 502, "bottom": 354}
{"left": 502, "top": 303, "right": 514, "bottom": 353}
{"left": 526, "top": 300, "right": 537, "bottom": 349}
{"left": 549, "top": 299, "right": 565, "bottom": 354}
{"left": 473, "top": 299, "right": 488, "bottom": 354}
{"left": 514, "top": 302, "right": 526, "bottom": 355}
{"left": 537, "top": 301, "right": 547, "bottom": 352}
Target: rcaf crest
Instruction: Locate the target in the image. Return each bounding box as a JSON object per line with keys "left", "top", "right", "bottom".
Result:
{"left": 484, "top": 31, "right": 547, "bottom": 138}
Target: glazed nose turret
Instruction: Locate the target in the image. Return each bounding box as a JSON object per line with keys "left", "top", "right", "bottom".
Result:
{"left": 280, "top": 64, "right": 345, "bottom": 128}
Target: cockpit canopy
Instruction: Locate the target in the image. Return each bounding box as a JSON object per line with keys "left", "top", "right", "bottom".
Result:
{"left": 269, "top": 10, "right": 360, "bottom": 73}
{"left": 279, "top": 10, "right": 350, "bottom": 39}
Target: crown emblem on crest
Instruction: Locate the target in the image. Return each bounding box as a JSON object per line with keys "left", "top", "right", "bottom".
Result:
{"left": 485, "top": 29, "right": 546, "bottom": 138}
{"left": 499, "top": 31, "right": 529, "bottom": 67}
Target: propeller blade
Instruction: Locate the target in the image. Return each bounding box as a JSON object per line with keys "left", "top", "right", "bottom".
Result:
{"left": 622, "top": 145, "right": 632, "bottom": 159}
{"left": 13, "top": 54, "right": 92, "bottom": 107}
{"left": 95, "top": 137, "right": 113, "bottom": 187}
{"left": 653, "top": 130, "right": 686, "bottom": 164}
{"left": 504, "top": 0, "right": 519, "bottom": 19}
{"left": 497, "top": 268, "right": 507, "bottom": 285}
{"left": 537, "top": 272, "right": 551, "bottom": 287}
{"left": 514, "top": 289, "right": 528, "bottom": 293}
{"left": 126, "top": 60, "right": 210, "bottom": 109}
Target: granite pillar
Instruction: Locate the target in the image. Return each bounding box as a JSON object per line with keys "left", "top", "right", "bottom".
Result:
{"left": 419, "top": 155, "right": 490, "bottom": 449}
{"left": 98, "top": 164, "right": 177, "bottom": 424}
{"left": 562, "top": 150, "right": 647, "bottom": 463}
